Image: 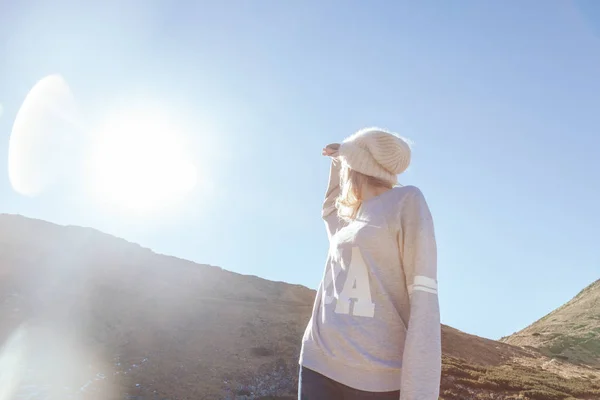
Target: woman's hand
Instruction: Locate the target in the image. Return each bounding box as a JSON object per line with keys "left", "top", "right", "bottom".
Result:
{"left": 322, "top": 143, "right": 340, "bottom": 157}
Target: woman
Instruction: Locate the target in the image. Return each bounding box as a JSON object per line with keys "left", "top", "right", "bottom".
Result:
{"left": 298, "top": 127, "right": 441, "bottom": 400}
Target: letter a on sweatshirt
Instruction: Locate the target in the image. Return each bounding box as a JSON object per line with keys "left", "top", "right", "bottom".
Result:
{"left": 334, "top": 247, "right": 375, "bottom": 318}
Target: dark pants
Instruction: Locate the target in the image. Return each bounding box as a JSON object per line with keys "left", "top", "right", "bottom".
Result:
{"left": 298, "top": 366, "right": 401, "bottom": 400}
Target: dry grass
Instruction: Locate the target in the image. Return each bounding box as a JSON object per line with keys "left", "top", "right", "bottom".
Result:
{"left": 441, "top": 356, "right": 600, "bottom": 400}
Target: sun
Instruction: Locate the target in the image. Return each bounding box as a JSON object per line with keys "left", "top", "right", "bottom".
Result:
{"left": 86, "top": 107, "right": 198, "bottom": 215}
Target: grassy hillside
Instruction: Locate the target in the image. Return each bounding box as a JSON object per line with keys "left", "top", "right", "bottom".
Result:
{"left": 504, "top": 279, "right": 600, "bottom": 367}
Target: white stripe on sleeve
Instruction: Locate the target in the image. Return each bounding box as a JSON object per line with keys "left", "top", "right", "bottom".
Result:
{"left": 408, "top": 275, "right": 438, "bottom": 295}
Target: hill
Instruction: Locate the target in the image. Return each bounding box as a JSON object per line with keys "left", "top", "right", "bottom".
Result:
{"left": 0, "top": 214, "right": 599, "bottom": 400}
{"left": 503, "top": 279, "right": 600, "bottom": 367}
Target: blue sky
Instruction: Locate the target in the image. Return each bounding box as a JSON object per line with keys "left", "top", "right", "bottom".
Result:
{"left": 0, "top": 0, "right": 599, "bottom": 340}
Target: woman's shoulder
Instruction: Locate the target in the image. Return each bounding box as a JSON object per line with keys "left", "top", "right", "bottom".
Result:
{"left": 384, "top": 185, "right": 430, "bottom": 220}
{"left": 389, "top": 184, "right": 426, "bottom": 201}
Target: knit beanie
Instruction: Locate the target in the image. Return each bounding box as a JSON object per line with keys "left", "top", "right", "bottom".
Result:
{"left": 338, "top": 127, "right": 411, "bottom": 186}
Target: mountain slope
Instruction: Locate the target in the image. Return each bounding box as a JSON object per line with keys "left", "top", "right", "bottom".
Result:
{"left": 504, "top": 279, "right": 600, "bottom": 367}
{"left": 0, "top": 214, "right": 599, "bottom": 400}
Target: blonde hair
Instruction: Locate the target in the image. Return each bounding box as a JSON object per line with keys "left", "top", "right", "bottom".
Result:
{"left": 336, "top": 163, "right": 394, "bottom": 221}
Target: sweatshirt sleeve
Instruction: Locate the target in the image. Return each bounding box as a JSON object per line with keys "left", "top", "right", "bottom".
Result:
{"left": 321, "top": 156, "right": 347, "bottom": 240}
{"left": 322, "top": 156, "right": 342, "bottom": 219}
{"left": 398, "top": 187, "right": 441, "bottom": 400}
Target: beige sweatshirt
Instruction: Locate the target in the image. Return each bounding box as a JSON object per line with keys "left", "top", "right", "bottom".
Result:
{"left": 299, "top": 157, "right": 441, "bottom": 399}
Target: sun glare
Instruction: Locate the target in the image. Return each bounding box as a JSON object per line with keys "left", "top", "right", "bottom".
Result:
{"left": 86, "top": 108, "right": 198, "bottom": 215}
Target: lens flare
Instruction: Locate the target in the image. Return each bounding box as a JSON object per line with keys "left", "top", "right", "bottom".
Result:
{"left": 8, "top": 74, "right": 81, "bottom": 196}
{"left": 0, "top": 325, "right": 27, "bottom": 400}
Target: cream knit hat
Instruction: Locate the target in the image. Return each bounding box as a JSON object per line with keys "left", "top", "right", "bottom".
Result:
{"left": 338, "top": 127, "right": 411, "bottom": 186}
